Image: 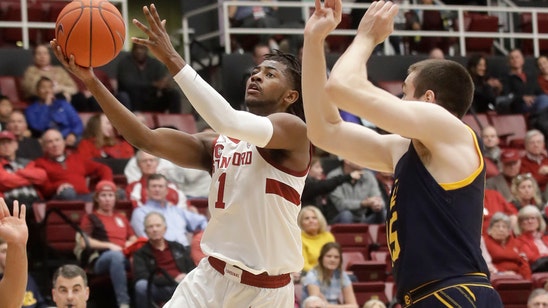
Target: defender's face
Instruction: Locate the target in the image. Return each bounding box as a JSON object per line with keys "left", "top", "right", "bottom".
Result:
{"left": 52, "top": 276, "right": 89, "bottom": 308}
{"left": 244, "top": 60, "right": 291, "bottom": 111}
{"left": 402, "top": 72, "right": 423, "bottom": 101}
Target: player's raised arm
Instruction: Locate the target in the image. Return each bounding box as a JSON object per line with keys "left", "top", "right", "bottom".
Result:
{"left": 0, "top": 200, "right": 28, "bottom": 308}
{"left": 50, "top": 41, "right": 211, "bottom": 171}
{"left": 326, "top": 1, "right": 468, "bottom": 147}
{"left": 133, "top": 4, "right": 307, "bottom": 154}
{"left": 303, "top": 0, "right": 403, "bottom": 172}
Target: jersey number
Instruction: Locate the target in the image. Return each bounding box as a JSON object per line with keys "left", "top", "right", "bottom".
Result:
{"left": 214, "top": 172, "right": 227, "bottom": 209}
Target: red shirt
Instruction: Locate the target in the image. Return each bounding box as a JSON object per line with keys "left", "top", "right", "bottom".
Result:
{"left": 81, "top": 212, "right": 135, "bottom": 248}
{"left": 484, "top": 234, "right": 531, "bottom": 279}
{"left": 516, "top": 231, "right": 548, "bottom": 264}
{"left": 152, "top": 245, "right": 181, "bottom": 278}
{"left": 77, "top": 138, "right": 134, "bottom": 161}
{"left": 483, "top": 189, "right": 518, "bottom": 234}
{"left": 520, "top": 154, "right": 548, "bottom": 191}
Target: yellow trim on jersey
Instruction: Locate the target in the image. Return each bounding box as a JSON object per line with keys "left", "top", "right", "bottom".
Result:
{"left": 460, "top": 285, "right": 476, "bottom": 301}
{"left": 440, "top": 126, "right": 484, "bottom": 190}
{"left": 433, "top": 292, "right": 454, "bottom": 307}
{"left": 412, "top": 283, "right": 493, "bottom": 304}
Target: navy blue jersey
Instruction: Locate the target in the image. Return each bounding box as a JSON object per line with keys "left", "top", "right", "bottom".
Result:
{"left": 388, "top": 129, "right": 489, "bottom": 302}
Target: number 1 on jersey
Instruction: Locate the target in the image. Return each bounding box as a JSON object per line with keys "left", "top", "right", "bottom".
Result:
{"left": 215, "top": 172, "right": 227, "bottom": 209}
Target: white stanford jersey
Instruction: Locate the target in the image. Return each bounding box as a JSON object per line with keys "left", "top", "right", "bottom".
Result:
{"left": 201, "top": 135, "right": 308, "bottom": 275}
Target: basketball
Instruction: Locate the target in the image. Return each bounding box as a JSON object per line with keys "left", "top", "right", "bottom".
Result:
{"left": 55, "top": 0, "right": 125, "bottom": 68}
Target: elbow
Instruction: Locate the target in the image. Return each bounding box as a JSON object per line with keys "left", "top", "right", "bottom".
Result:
{"left": 325, "top": 77, "right": 349, "bottom": 102}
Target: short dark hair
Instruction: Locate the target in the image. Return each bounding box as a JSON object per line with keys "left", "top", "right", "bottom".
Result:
{"left": 146, "top": 173, "right": 168, "bottom": 187}
{"left": 264, "top": 50, "right": 305, "bottom": 122}
{"left": 36, "top": 76, "right": 53, "bottom": 90}
{"left": 52, "top": 264, "right": 88, "bottom": 287}
{"left": 408, "top": 59, "right": 473, "bottom": 118}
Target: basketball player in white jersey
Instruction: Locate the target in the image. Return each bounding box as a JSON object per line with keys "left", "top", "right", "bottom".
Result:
{"left": 51, "top": 4, "right": 310, "bottom": 307}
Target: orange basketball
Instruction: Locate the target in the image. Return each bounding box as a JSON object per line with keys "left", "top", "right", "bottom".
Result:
{"left": 55, "top": 0, "right": 125, "bottom": 68}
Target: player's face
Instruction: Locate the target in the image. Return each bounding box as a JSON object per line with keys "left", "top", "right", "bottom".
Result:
{"left": 488, "top": 221, "right": 510, "bottom": 242}
{"left": 244, "top": 60, "right": 293, "bottom": 114}
{"left": 401, "top": 72, "right": 422, "bottom": 102}
{"left": 301, "top": 210, "right": 320, "bottom": 235}
{"left": 322, "top": 248, "right": 341, "bottom": 271}
{"left": 144, "top": 214, "right": 166, "bottom": 240}
{"left": 52, "top": 276, "right": 89, "bottom": 308}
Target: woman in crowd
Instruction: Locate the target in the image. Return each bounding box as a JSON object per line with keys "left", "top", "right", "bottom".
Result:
{"left": 466, "top": 53, "right": 503, "bottom": 113}
{"left": 79, "top": 180, "right": 136, "bottom": 308}
{"left": 302, "top": 242, "right": 358, "bottom": 308}
{"left": 483, "top": 212, "right": 531, "bottom": 279}
{"left": 21, "top": 43, "right": 77, "bottom": 101}
{"left": 24, "top": 77, "right": 83, "bottom": 146}
{"left": 301, "top": 155, "right": 361, "bottom": 209}
{"left": 515, "top": 205, "right": 548, "bottom": 273}
{"left": 298, "top": 206, "right": 335, "bottom": 274}
{"left": 510, "top": 173, "right": 545, "bottom": 211}
{"left": 77, "top": 113, "right": 134, "bottom": 161}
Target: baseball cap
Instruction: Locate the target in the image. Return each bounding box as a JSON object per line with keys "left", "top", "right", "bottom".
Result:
{"left": 500, "top": 149, "right": 520, "bottom": 164}
{"left": 0, "top": 131, "right": 16, "bottom": 141}
{"left": 95, "top": 180, "right": 116, "bottom": 192}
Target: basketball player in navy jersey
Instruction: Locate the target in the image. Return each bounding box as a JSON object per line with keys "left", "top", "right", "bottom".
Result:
{"left": 302, "top": 0, "right": 502, "bottom": 307}
{"left": 51, "top": 4, "right": 310, "bottom": 307}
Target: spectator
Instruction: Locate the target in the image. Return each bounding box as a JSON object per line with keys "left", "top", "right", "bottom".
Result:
{"left": 126, "top": 151, "right": 187, "bottom": 208}
{"left": 501, "top": 49, "right": 548, "bottom": 114}
{"left": 0, "top": 199, "right": 28, "bottom": 308}
{"left": 161, "top": 165, "right": 211, "bottom": 200}
{"left": 79, "top": 180, "right": 136, "bottom": 308}
{"left": 130, "top": 174, "right": 207, "bottom": 248}
{"left": 483, "top": 212, "right": 531, "bottom": 279}
{"left": 302, "top": 242, "right": 358, "bottom": 307}
{"left": 467, "top": 54, "right": 502, "bottom": 113}
{"left": 428, "top": 47, "right": 445, "bottom": 59}
{"left": 76, "top": 113, "right": 134, "bottom": 162}
{"left": 537, "top": 55, "right": 548, "bottom": 94}
{"left": 228, "top": 0, "right": 281, "bottom": 51}
{"left": 326, "top": 159, "right": 385, "bottom": 224}
{"left": 34, "top": 129, "right": 113, "bottom": 201}
{"left": 117, "top": 44, "right": 181, "bottom": 113}
{"left": 0, "top": 96, "right": 13, "bottom": 130}
{"left": 51, "top": 264, "right": 89, "bottom": 308}
{"left": 6, "top": 110, "right": 42, "bottom": 160}
{"left": 528, "top": 288, "right": 548, "bottom": 308}
{"left": 298, "top": 205, "right": 335, "bottom": 274}
{"left": 481, "top": 125, "right": 502, "bottom": 166}
{"left": 515, "top": 205, "right": 548, "bottom": 273}
{"left": 362, "top": 299, "right": 386, "bottom": 308}
{"left": 510, "top": 173, "right": 545, "bottom": 212}
{"left": 70, "top": 69, "right": 131, "bottom": 112}
{"left": 483, "top": 189, "right": 518, "bottom": 234}
{"left": 301, "top": 155, "right": 360, "bottom": 210}
{"left": 252, "top": 42, "right": 272, "bottom": 66}
{"left": 487, "top": 148, "right": 522, "bottom": 202}
{"left": 375, "top": 171, "right": 395, "bottom": 207}
{"left": 520, "top": 129, "right": 548, "bottom": 195}
{"left": 25, "top": 77, "right": 83, "bottom": 146}
{"left": 21, "top": 44, "right": 77, "bottom": 102}
{"left": 0, "top": 237, "right": 47, "bottom": 308}
{"left": 0, "top": 130, "right": 46, "bottom": 217}
{"left": 404, "top": 0, "right": 449, "bottom": 55}
{"left": 302, "top": 295, "right": 327, "bottom": 308}
{"left": 133, "top": 212, "right": 195, "bottom": 308}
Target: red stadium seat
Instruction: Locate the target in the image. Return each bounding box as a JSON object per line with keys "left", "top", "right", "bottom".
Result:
{"left": 491, "top": 276, "right": 532, "bottom": 308}
{"left": 352, "top": 281, "right": 389, "bottom": 306}
{"left": 488, "top": 114, "right": 528, "bottom": 148}
{"left": 348, "top": 261, "right": 388, "bottom": 282}
{"left": 342, "top": 251, "right": 366, "bottom": 271}
{"left": 330, "top": 223, "right": 373, "bottom": 259}
{"left": 465, "top": 13, "right": 499, "bottom": 54}
{"left": 0, "top": 75, "right": 27, "bottom": 110}
{"left": 462, "top": 113, "right": 491, "bottom": 135}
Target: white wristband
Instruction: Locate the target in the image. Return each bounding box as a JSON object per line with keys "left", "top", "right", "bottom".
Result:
{"left": 173, "top": 66, "right": 273, "bottom": 147}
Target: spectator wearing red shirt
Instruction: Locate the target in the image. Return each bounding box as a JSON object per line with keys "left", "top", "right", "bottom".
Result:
{"left": 483, "top": 189, "right": 518, "bottom": 234}
{"left": 77, "top": 113, "right": 134, "bottom": 161}
{"left": 34, "top": 129, "right": 112, "bottom": 201}
{"left": 515, "top": 205, "right": 548, "bottom": 273}
{"left": 126, "top": 150, "right": 187, "bottom": 208}
{"left": 483, "top": 212, "right": 531, "bottom": 279}
{"left": 520, "top": 129, "right": 548, "bottom": 195}
{"left": 79, "top": 180, "right": 137, "bottom": 308}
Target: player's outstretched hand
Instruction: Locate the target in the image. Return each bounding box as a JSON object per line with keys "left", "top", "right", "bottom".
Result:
{"left": 304, "top": 0, "right": 343, "bottom": 41}
{"left": 50, "top": 39, "right": 95, "bottom": 82}
{"left": 0, "top": 199, "right": 27, "bottom": 246}
{"left": 132, "top": 4, "right": 183, "bottom": 67}
{"left": 356, "top": 1, "right": 399, "bottom": 46}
